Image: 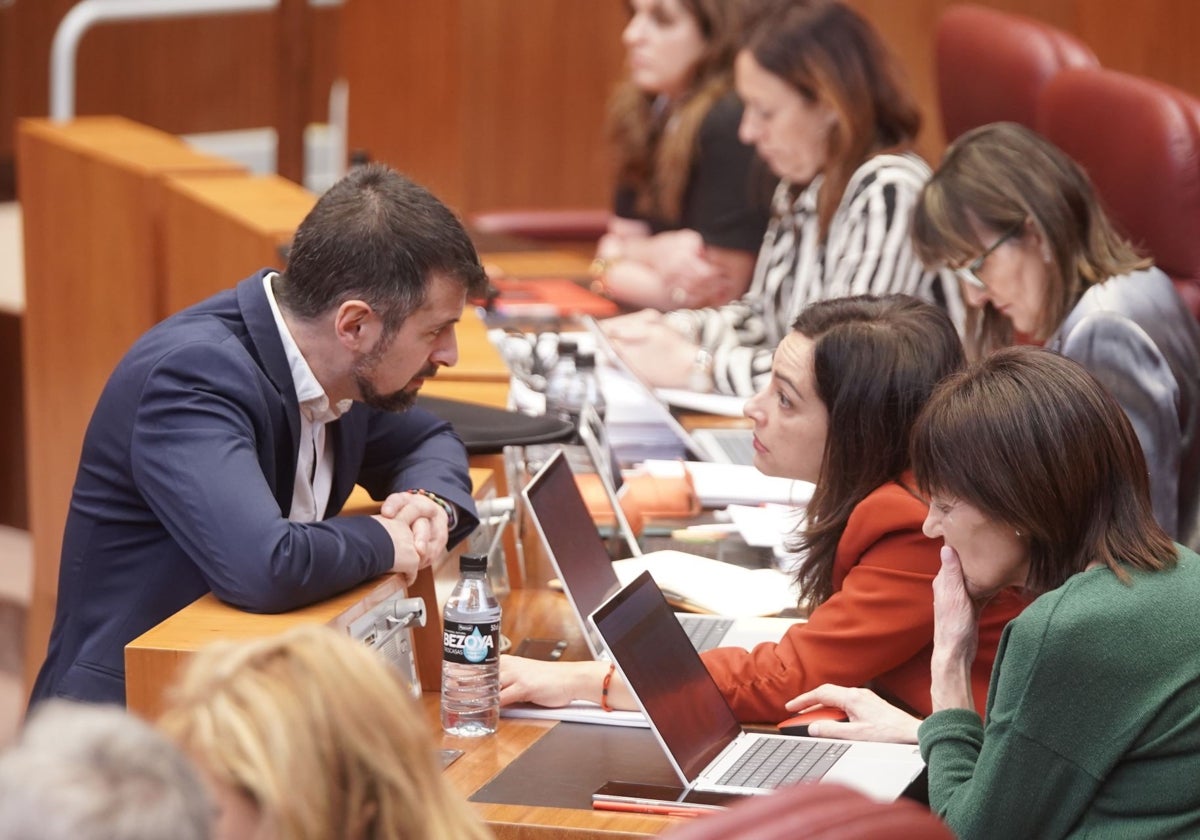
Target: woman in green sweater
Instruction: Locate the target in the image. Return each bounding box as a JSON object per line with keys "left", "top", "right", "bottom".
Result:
{"left": 793, "top": 347, "right": 1200, "bottom": 838}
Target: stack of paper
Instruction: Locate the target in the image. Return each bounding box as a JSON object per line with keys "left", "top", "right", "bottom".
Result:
{"left": 613, "top": 550, "right": 799, "bottom": 617}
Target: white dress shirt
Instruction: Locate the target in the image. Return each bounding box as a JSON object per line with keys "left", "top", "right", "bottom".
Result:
{"left": 263, "top": 273, "right": 352, "bottom": 522}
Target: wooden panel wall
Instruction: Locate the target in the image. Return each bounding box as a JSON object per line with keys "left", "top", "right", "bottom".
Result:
{"left": 338, "top": 0, "right": 1200, "bottom": 214}
{"left": 6, "top": 1, "right": 1198, "bottom": 206}
{"left": 340, "top": 0, "right": 628, "bottom": 215}
{"left": 0, "top": 1, "right": 339, "bottom": 179}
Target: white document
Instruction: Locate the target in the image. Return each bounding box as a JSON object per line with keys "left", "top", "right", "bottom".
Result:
{"left": 639, "top": 459, "right": 814, "bottom": 508}
{"left": 724, "top": 503, "right": 802, "bottom": 549}
{"left": 613, "top": 550, "right": 799, "bottom": 617}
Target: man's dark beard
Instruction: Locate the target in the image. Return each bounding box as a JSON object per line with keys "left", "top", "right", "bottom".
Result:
{"left": 354, "top": 356, "right": 437, "bottom": 413}
{"left": 357, "top": 377, "right": 418, "bottom": 413}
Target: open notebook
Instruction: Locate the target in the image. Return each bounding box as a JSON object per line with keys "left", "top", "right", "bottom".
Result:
{"left": 592, "top": 571, "right": 926, "bottom": 800}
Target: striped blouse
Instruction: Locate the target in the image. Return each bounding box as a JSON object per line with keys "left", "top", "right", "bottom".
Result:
{"left": 665, "top": 152, "right": 964, "bottom": 396}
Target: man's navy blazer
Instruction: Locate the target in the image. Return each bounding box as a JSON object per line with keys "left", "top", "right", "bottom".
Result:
{"left": 31, "top": 271, "right": 479, "bottom": 705}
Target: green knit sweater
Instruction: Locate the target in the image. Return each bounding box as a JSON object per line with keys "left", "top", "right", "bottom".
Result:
{"left": 918, "top": 546, "right": 1200, "bottom": 839}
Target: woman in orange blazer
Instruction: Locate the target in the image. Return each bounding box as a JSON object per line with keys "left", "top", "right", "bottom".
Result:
{"left": 500, "top": 295, "right": 1026, "bottom": 723}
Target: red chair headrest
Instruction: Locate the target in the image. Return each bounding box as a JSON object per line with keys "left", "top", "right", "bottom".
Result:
{"left": 1038, "top": 67, "right": 1200, "bottom": 291}
{"left": 936, "top": 4, "right": 1098, "bottom": 142}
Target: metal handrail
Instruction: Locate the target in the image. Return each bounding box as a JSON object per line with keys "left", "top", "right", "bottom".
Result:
{"left": 50, "top": 0, "right": 278, "bottom": 121}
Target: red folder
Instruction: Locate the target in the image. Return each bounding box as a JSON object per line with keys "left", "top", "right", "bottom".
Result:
{"left": 481, "top": 277, "right": 619, "bottom": 318}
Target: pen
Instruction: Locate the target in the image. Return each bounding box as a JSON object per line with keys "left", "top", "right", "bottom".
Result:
{"left": 592, "top": 800, "right": 706, "bottom": 818}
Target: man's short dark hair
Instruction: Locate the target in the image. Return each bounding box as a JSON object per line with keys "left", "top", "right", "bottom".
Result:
{"left": 276, "top": 163, "right": 487, "bottom": 333}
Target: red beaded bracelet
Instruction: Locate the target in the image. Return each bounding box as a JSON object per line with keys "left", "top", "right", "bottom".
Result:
{"left": 600, "top": 662, "right": 617, "bottom": 712}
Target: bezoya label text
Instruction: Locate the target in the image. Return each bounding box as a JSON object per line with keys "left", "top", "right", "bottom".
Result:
{"left": 443, "top": 620, "right": 501, "bottom": 665}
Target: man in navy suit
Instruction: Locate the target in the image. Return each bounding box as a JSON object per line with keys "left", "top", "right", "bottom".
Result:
{"left": 30, "top": 164, "right": 489, "bottom": 705}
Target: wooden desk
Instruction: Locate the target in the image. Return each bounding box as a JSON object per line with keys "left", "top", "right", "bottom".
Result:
{"left": 480, "top": 248, "right": 593, "bottom": 279}
{"left": 126, "top": 467, "right": 495, "bottom": 720}
{"left": 421, "top": 379, "right": 512, "bottom": 409}
{"left": 126, "top": 571, "right": 411, "bottom": 719}
{"left": 161, "top": 172, "right": 316, "bottom": 313}
{"left": 430, "top": 591, "right": 676, "bottom": 840}
{"left": 131, "top": 579, "right": 676, "bottom": 838}
{"left": 438, "top": 307, "right": 511, "bottom": 384}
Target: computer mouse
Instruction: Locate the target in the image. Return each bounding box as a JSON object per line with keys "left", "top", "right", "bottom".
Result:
{"left": 778, "top": 707, "right": 848, "bottom": 737}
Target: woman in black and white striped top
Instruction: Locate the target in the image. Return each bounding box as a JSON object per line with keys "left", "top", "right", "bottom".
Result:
{"left": 604, "top": 0, "right": 963, "bottom": 397}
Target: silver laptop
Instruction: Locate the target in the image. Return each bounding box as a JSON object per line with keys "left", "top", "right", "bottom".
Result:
{"left": 521, "top": 449, "right": 800, "bottom": 657}
{"left": 690, "top": 426, "right": 757, "bottom": 465}
{"left": 582, "top": 316, "right": 756, "bottom": 467}
{"left": 591, "top": 571, "right": 926, "bottom": 800}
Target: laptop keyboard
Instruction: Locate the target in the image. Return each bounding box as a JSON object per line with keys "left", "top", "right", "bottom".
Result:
{"left": 717, "top": 737, "right": 850, "bottom": 789}
{"left": 694, "top": 428, "right": 756, "bottom": 466}
{"left": 677, "top": 615, "right": 734, "bottom": 652}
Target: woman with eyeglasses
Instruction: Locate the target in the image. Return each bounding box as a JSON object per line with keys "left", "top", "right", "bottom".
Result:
{"left": 911, "top": 121, "right": 1200, "bottom": 552}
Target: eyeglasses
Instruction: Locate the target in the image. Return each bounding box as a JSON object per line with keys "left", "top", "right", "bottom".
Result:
{"left": 955, "top": 222, "right": 1023, "bottom": 291}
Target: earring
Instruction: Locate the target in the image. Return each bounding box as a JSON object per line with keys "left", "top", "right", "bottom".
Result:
{"left": 1015, "top": 529, "right": 1023, "bottom": 538}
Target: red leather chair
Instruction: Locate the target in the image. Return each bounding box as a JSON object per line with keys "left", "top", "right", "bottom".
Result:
{"left": 936, "top": 4, "right": 1098, "bottom": 143}
{"left": 1038, "top": 67, "right": 1200, "bottom": 319}
{"left": 659, "top": 783, "right": 952, "bottom": 840}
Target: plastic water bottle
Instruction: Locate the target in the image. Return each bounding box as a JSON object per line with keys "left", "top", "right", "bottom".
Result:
{"left": 544, "top": 348, "right": 605, "bottom": 440}
{"left": 441, "top": 553, "right": 501, "bottom": 736}
{"left": 574, "top": 351, "right": 606, "bottom": 423}
{"left": 542, "top": 337, "right": 578, "bottom": 424}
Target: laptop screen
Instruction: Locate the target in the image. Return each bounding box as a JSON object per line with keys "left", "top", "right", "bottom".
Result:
{"left": 576, "top": 402, "right": 642, "bottom": 558}
{"left": 578, "top": 401, "right": 624, "bottom": 495}
{"left": 591, "top": 571, "right": 744, "bottom": 784}
{"left": 522, "top": 449, "right": 623, "bottom": 655}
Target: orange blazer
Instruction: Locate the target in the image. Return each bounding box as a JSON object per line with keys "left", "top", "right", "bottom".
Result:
{"left": 701, "top": 476, "right": 1026, "bottom": 723}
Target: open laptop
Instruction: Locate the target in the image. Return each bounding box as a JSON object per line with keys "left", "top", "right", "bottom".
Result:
{"left": 576, "top": 400, "right": 651, "bottom": 559}
{"left": 591, "top": 571, "right": 926, "bottom": 800}
{"left": 581, "top": 316, "right": 756, "bottom": 467}
{"left": 690, "top": 426, "right": 758, "bottom": 466}
{"left": 521, "top": 448, "right": 801, "bottom": 656}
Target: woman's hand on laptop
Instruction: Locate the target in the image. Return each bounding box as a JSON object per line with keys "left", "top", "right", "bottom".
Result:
{"left": 786, "top": 685, "right": 921, "bottom": 744}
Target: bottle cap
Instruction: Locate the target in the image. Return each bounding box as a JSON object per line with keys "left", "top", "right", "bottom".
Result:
{"left": 460, "top": 553, "right": 488, "bottom": 573}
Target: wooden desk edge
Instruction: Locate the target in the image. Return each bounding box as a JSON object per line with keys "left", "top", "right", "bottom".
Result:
{"left": 476, "top": 802, "right": 676, "bottom": 839}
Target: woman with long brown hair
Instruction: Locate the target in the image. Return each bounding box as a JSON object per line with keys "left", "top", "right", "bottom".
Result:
{"left": 591, "top": 0, "right": 772, "bottom": 311}
{"left": 603, "top": 0, "right": 962, "bottom": 396}
{"left": 501, "top": 295, "right": 1024, "bottom": 723}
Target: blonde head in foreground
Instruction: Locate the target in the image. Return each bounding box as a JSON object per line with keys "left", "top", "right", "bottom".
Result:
{"left": 158, "top": 624, "right": 491, "bottom": 840}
